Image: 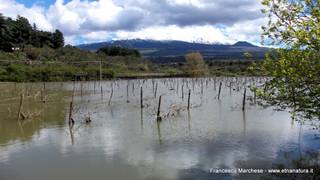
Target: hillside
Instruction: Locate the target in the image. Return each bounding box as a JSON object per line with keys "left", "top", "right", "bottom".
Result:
{"left": 78, "top": 39, "right": 269, "bottom": 63}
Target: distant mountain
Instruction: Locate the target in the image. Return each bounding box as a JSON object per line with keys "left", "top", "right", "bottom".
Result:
{"left": 233, "top": 41, "right": 257, "bottom": 47}
{"left": 77, "top": 39, "right": 269, "bottom": 63}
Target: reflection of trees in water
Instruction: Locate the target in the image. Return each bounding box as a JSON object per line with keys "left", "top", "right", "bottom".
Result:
{"left": 0, "top": 83, "right": 69, "bottom": 145}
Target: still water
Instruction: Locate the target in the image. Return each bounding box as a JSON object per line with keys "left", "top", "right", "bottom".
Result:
{"left": 0, "top": 78, "right": 319, "bottom": 180}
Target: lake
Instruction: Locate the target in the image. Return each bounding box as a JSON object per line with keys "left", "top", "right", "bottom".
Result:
{"left": 0, "top": 78, "right": 319, "bottom": 180}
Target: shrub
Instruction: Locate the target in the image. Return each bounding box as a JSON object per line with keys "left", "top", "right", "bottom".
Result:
{"left": 184, "top": 52, "right": 208, "bottom": 77}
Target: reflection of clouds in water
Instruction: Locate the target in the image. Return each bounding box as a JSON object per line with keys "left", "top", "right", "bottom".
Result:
{"left": 159, "top": 148, "right": 199, "bottom": 169}
{"left": 128, "top": 148, "right": 199, "bottom": 169}
{"left": 209, "top": 148, "right": 248, "bottom": 169}
{"left": 118, "top": 144, "right": 199, "bottom": 179}
{"left": 0, "top": 128, "right": 53, "bottom": 163}
{"left": 1, "top": 79, "right": 317, "bottom": 180}
{"left": 0, "top": 141, "right": 22, "bottom": 163}
{"left": 0, "top": 107, "right": 300, "bottom": 175}
{"left": 58, "top": 124, "right": 120, "bottom": 158}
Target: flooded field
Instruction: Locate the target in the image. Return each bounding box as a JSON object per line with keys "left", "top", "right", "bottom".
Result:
{"left": 0, "top": 78, "right": 319, "bottom": 180}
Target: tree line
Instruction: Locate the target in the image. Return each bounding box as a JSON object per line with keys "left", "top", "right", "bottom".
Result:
{"left": 0, "top": 14, "right": 64, "bottom": 52}
{"left": 97, "top": 46, "right": 141, "bottom": 57}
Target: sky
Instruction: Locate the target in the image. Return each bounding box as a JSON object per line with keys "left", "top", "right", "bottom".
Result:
{"left": 0, "top": 0, "right": 267, "bottom": 45}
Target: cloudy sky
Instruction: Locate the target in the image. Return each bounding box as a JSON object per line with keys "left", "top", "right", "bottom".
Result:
{"left": 0, "top": 0, "right": 267, "bottom": 45}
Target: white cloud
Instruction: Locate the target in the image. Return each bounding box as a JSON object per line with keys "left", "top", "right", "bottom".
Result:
{"left": 0, "top": 0, "right": 52, "bottom": 31}
{"left": 167, "top": 0, "right": 205, "bottom": 7}
{"left": 116, "top": 25, "right": 235, "bottom": 44}
{"left": 225, "top": 17, "right": 268, "bottom": 44}
{"left": 0, "top": 0, "right": 267, "bottom": 45}
{"left": 46, "top": 0, "right": 123, "bottom": 35}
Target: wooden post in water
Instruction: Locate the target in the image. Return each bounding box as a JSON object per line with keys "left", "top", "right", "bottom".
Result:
{"left": 187, "top": 89, "right": 191, "bottom": 110}
{"left": 176, "top": 81, "right": 179, "bottom": 94}
{"left": 68, "top": 85, "right": 75, "bottom": 125}
{"left": 140, "top": 87, "right": 143, "bottom": 109}
{"left": 218, "top": 82, "right": 222, "bottom": 100}
{"left": 68, "top": 101, "right": 75, "bottom": 125}
{"left": 41, "top": 82, "right": 46, "bottom": 103}
{"left": 242, "top": 88, "right": 246, "bottom": 111}
{"left": 108, "top": 87, "right": 114, "bottom": 105}
{"left": 17, "top": 93, "right": 24, "bottom": 120}
{"left": 192, "top": 79, "right": 195, "bottom": 91}
{"left": 154, "top": 83, "right": 158, "bottom": 98}
{"left": 41, "top": 89, "right": 46, "bottom": 103}
{"left": 253, "top": 89, "right": 256, "bottom": 104}
{"left": 69, "top": 85, "right": 75, "bottom": 125}
{"left": 201, "top": 81, "right": 203, "bottom": 96}
{"left": 152, "top": 80, "right": 155, "bottom": 93}
{"left": 157, "top": 95, "right": 162, "bottom": 121}
{"left": 181, "top": 84, "right": 184, "bottom": 99}
{"left": 126, "top": 84, "right": 129, "bottom": 103}
{"left": 100, "top": 86, "right": 103, "bottom": 97}
{"left": 80, "top": 82, "right": 83, "bottom": 97}
{"left": 99, "top": 58, "right": 102, "bottom": 81}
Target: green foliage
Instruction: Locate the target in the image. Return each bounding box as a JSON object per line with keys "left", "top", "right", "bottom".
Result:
{"left": 0, "top": 14, "right": 64, "bottom": 51}
{"left": 24, "top": 46, "right": 41, "bottom": 60}
{"left": 0, "top": 51, "right": 25, "bottom": 60}
{"left": 260, "top": 0, "right": 320, "bottom": 119}
{"left": 97, "top": 46, "right": 141, "bottom": 57}
{"left": 52, "top": 30, "right": 64, "bottom": 49}
{"left": 243, "top": 52, "right": 253, "bottom": 60}
{"left": 0, "top": 44, "right": 152, "bottom": 81}
{"left": 261, "top": 0, "right": 320, "bottom": 49}
{"left": 0, "top": 14, "right": 13, "bottom": 52}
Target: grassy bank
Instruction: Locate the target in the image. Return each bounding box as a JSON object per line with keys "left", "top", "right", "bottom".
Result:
{"left": 0, "top": 49, "right": 261, "bottom": 82}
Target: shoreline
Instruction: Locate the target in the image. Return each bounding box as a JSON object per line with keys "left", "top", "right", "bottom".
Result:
{"left": 0, "top": 74, "right": 268, "bottom": 83}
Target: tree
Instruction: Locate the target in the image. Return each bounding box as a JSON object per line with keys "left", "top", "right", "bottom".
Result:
{"left": 0, "top": 14, "right": 6, "bottom": 42}
{"left": 31, "top": 23, "right": 41, "bottom": 47}
{"left": 52, "top": 29, "right": 64, "bottom": 49}
{"left": 0, "top": 14, "right": 13, "bottom": 51}
{"left": 15, "top": 15, "right": 32, "bottom": 46}
{"left": 0, "top": 14, "right": 65, "bottom": 51}
{"left": 184, "top": 52, "right": 208, "bottom": 77}
{"left": 244, "top": 52, "right": 253, "bottom": 60}
{"left": 259, "top": 0, "right": 320, "bottom": 118}
{"left": 97, "top": 46, "right": 141, "bottom": 57}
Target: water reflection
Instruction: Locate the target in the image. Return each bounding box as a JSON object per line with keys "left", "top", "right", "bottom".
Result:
{"left": 187, "top": 110, "right": 191, "bottom": 136}
{"left": 242, "top": 110, "right": 247, "bottom": 137}
{"left": 68, "top": 124, "right": 74, "bottom": 145}
{"left": 0, "top": 79, "right": 318, "bottom": 180}
{"left": 156, "top": 120, "right": 163, "bottom": 144}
